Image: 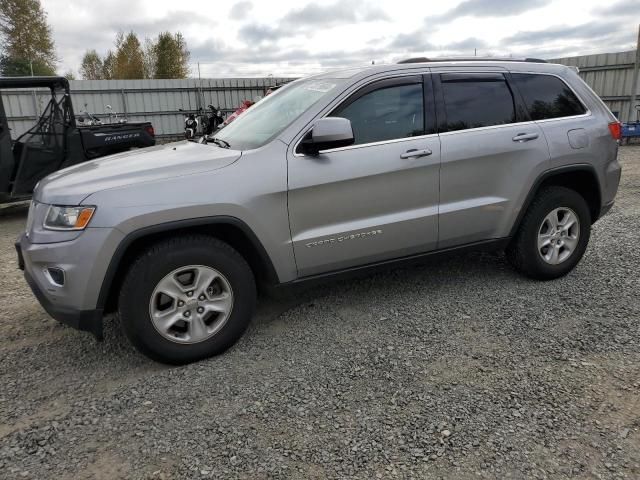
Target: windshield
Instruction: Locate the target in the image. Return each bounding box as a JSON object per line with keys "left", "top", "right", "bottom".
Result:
{"left": 214, "top": 79, "right": 343, "bottom": 150}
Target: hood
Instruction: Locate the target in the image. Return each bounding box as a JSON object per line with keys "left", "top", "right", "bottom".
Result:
{"left": 35, "top": 141, "right": 241, "bottom": 205}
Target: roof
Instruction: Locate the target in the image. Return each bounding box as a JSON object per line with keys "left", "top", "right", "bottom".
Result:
{"left": 309, "top": 58, "right": 568, "bottom": 82}
{"left": 397, "top": 56, "right": 548, "bottom": 64}
{"left": 0, "top": 76, "right": 70, "bottom": 91}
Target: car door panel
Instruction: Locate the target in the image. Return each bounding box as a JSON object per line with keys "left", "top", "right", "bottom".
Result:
{"left": 438, "top": 123, "right": 549, "bottom": 247}
{"left": 288, "top": 137, "right": 440, "bottom": 276}
{"left": 287, "top": 75, "right": 441, "bottom": 277}
{"left": 433, "top": 71, "right": 551, "bottom": 248}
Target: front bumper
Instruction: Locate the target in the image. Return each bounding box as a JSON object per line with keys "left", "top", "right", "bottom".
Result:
{"left": 15, "top": 230, "right": 120, "bottom": 340}
{"left": 23, "top": 264, "right": 104, "bottom": 339}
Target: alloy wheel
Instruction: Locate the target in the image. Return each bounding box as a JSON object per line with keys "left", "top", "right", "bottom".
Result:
{"left": 537, "top": 207, "right": 580, "bottom": 265}
{"left": 148, "top": 265, "right": 234, "bottom": 344}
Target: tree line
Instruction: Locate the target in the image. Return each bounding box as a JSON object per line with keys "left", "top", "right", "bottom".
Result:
{"left": 80, "top": 31, "right": 190, "bottom": 80}
{"left": 0, "top": 0, "right": 191, "bottom": 80}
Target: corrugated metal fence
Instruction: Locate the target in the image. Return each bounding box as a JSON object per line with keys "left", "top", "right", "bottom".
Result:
{"left": 551, "top": 50, "right": 639, "bottom": 122}
{"left": 2, "top": 77, "right": 295, "bottom": 139}
{"left": 4, "top": 53, "right": 639, "bottom": 133}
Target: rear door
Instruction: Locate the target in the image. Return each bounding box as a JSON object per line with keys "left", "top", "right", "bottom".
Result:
{"left": 287, "top": 75, "right": 441, "bottom": 277}
{"left": 433, "top": 71, "right": 550, "bottom": 248}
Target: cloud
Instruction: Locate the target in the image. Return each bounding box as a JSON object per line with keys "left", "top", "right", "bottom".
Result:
{"left": 230, "top": 1, "right": 253, "bottom": 20}
{"left": 433, "top": 0, "right": 551, "bottom": 22}
{"left": 237, "top": 0, "right": 389, "bottom": 44}
{"left": 505, "top": 20, "right": 624, "bottom": 45}
{"left": 390, "top": 32, "right": 431, "bottom": 50}
{"left": 389, "top": 32, "right": 486, "bottom": 55}
{"left": 281, "top": 0, "right": 388, "bottom": 27}
{"left": 238, "top": 24, "right": 282, "bottom": 44}
{"left": 107, "top": 11, "right": 214, "bottom": 38}
{"left": 444, "top": 37, "right": 488, "bottom": 52}
{"left": 593, "top": 0, "right": 640, "bottom": 16}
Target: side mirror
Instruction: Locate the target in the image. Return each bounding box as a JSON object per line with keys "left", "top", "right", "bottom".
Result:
{"left": 300, "top": 117, "right": 354, "bottom": 156}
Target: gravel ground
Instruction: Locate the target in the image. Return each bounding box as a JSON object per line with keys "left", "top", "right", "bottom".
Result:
{"left": 1, "top": 147, "right": 639, "bottom": 480}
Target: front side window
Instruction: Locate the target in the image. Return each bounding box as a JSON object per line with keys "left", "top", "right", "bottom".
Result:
{"left": 511, "top": 73, "right": 586, "bottom": 120}
{"left": 214, "top": 79, "right": 343, "bottom": 150}
{"left": 440, "top": 74, "right": 516, "bottom": 132}
{"left": 332, "top": 83, "right": 424, "bottom": 145}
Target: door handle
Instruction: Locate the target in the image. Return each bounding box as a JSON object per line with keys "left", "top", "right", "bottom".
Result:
{"left": 400, "top": 148, "right": 432, "bottom": 159}
{"left": 512, "top": 132, "right": 539, "bottom": 142}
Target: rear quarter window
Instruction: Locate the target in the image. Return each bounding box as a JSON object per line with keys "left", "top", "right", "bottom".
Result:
{"left": 511, "top": 73, "right": 587, "bottom": 120}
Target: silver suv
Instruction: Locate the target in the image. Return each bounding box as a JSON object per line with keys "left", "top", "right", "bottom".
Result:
{"left": 16, "top": 59, "right": 622, "bottom": 364}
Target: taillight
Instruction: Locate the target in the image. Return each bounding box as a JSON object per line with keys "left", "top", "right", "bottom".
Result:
{"left": 608, "top": 121, "right": 622, "bottom": 140}
{"left": 145, "top": 125, "right": 155, "bottom": 137}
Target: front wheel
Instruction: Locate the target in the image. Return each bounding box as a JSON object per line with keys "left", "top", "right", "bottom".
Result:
{"left": 506, "top": 186, "right": 591, "bottom": 280}
{"left": 118, "top": 235, "right": 256, "bottom": 364}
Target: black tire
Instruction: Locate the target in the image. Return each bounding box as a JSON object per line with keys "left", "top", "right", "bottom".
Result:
{"left": 118, "top": 235, "right": 256, "bottom": 364}
{"left": 506, "top": 186, "right": 591, "bottom": 280}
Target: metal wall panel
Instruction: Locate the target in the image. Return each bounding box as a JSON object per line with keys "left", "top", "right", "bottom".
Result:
{"left": 4, "top": 53, "right": 638, "bottom": 129}
{"left": 3, "top": 77, "right": 296, "bottom": 139}
{"left": 551, "top": 50, "right": 639, "bottom": 121}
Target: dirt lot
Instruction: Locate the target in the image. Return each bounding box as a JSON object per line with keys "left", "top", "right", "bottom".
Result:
{"left": 1, "top": 147, "right": 639, "bottom": 480}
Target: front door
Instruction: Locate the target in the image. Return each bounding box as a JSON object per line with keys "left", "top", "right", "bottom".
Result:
{"left": 287, "top": 75, "right": 441, "bottom": 277}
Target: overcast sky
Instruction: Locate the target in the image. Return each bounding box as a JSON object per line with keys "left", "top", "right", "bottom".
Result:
{"left": 43, "top": 0, "right": 640, "bottom": 78}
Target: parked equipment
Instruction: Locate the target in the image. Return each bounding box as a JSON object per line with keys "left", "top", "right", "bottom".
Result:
{"left": 75, "top": 104, "right": 102, "bottom": 126}
{"left": 179, "top": 108, "right": 200, "bottom": 139}
{"left": 621, "top": 105, "right": 640, "bottom": 144}
{"left": 203, "top": 105, "right": 225, "bottom": 136}
{"left": 0, "top": 76, "right": 155, "bottom": 204}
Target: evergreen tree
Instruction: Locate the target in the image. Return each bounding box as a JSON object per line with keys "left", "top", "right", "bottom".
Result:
{"left": 0, "top": 0, "right": 57, "bottom": 76}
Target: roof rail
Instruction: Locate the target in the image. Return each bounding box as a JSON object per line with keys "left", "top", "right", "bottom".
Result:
{"left": 397, "top": 57, "right": 548, "bottom": 64}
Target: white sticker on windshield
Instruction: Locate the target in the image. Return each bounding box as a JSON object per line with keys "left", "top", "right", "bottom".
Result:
{"left": 305, "top": 81, "right": 336, "bottom": 93}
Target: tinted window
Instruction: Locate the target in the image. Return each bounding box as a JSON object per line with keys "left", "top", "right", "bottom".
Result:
{"left": 511, "top": 73, "right": 586, "bottom": 120}
{"left": 333, "top": 83, "right": 424, "bottom": 145}
{"left": 441, "top": 75, "right": 516, "bottom": 132}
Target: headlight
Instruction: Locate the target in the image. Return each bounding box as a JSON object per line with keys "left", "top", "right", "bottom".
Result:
{"left": 43, "top": 205, "right": 96, "bottom": 231}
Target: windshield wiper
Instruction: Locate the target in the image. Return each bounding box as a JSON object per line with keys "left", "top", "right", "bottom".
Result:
{"left": 210, "top": 137, "right": 230, "bottom": 149}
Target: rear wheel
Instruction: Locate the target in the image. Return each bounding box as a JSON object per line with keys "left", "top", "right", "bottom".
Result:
{"left": 506, "top": 186, "right": 591, "bottom": 280}
{"left": 119, "top": 235, "right": 256, "bottom": 364}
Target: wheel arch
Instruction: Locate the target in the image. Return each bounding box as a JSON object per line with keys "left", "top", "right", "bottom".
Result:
{"left": 97, "top": 216, "right": 279, "bottom": 313}
{"left": 510, "top": 164, "right": 602, "bottom": 237}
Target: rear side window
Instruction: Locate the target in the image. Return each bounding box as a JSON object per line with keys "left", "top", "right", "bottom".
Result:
{"left": 440, "top": 74, "right": 516, "bottom": 132}
{"left": 332, "top": 83, "right": 424, "bottom": 145}
{"left": 511, "top": 73, "right": 586, "bottom": 120}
